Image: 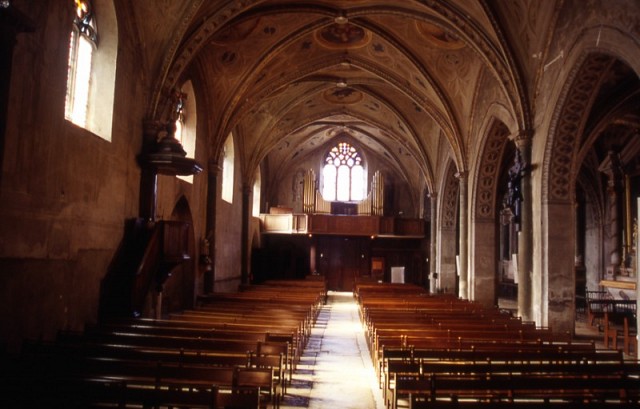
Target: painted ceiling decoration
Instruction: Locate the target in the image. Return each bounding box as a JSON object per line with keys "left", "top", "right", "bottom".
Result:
{"left": 323, "top": 87, "right": 364, "bottom": 105}
{"left": 141, "top": 0, "right": 638, "bottom": 206}
{"left": 315, "top": 22, "right": 372, "bottom": 49}
{"left": 415, "top": 20, "right": 466, "bottom": 50}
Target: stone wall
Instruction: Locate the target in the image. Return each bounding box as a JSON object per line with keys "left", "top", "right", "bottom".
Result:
{"left": 0, "top": 1, "right": 144, "bottom": 351}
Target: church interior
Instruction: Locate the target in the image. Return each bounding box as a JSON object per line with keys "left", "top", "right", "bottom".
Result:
{"left": 1, "top": 0, "right": 640, "bottom": 407}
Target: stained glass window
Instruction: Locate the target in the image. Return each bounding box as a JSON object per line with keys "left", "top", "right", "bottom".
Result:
{"left": 322, "top": 142, "right": 366, "bottom": 201}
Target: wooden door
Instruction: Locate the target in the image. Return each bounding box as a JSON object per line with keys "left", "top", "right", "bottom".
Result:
{"left": 318, "top": 237, "right": 368, "bottom": 291}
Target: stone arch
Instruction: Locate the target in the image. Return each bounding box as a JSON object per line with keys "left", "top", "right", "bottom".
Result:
{"left": 576, "top": 167, "right": 606, "bottom": 296}
{"left": 440, "top": 161, "right": 460, "bottom": 230}
{"left": 163, "top": 195, "right": 197, "bottom": 313}
{"left": 544, "top": 53, "right": 614, "bottom": 204}
{"left": 540, "top": 29, "right": 640, "bottom": 331}
{"left": 436, "top": 160, "right": 459, "bottom": 294}
{"left": 469, "top": 119, "right": 511, "bottom": 305}
{"left": 539, "top": 52, "right": 614, "bottom": 333}
{"left": 542, "top": 22, "right": 640, "bottom": 203}
{"left": 472, "top": 120, "right": 511, "bottom": 222}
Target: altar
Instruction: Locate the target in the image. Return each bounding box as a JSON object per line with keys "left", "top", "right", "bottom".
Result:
{"left": 601, "top": 266, "right": 636, "bottom": 300}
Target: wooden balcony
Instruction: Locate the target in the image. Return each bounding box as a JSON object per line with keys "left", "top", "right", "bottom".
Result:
{"left": 259, "top": 213, "right": 425, "bottom": 238}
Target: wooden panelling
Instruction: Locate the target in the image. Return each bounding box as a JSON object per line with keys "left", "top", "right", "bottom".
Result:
{"left": 261, "top": 213, "right": 425, "bottom": 239}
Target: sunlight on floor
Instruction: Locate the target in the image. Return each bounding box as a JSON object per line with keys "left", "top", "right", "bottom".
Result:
{"left": 280, "top": 291, "right": 385, "bottom": 409}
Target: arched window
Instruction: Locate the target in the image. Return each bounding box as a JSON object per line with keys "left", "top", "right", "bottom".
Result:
{"left": 65, "top": 0, "right": 97, "bottom": 128}
{"left": 175, "top": 81, "right": 197, "bottom": 183}
{"left": 322, "top": 142, "right": 366, "bottom": 201}
{"left": 252, "top": 167, "right": 261, "bottom": 217}
{"left": 221, "top": 133, "right": 235, "bottom": 204}
{"left": 64, "top": 0, "right": 117, "bottom": 141}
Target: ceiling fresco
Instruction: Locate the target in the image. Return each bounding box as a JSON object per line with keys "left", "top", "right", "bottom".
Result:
{"left": 137, "top": 1, "right": 636, "bottom": 205}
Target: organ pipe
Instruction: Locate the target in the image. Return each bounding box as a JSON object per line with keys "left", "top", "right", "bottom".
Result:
{"left": 302, "top": 168, "right": 384, "bottom": 216}
{"left": 303, "top": 169, "right": 316, "bottom": 213}
{"left": 315, "top": 192, "right": 331, "bottom": 214}
{"left": 372, "top": 171, "right": 384, "bottom": 216}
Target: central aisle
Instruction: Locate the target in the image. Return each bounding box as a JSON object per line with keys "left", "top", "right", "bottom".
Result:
{"left": 281, "top": 291, "right": 385, "bottom": 409}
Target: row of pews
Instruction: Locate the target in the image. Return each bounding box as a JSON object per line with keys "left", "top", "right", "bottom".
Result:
{"left": 1, "top": 279, "right": 326, "bottom": 408}
{"left": 355, "top": 282, "right": 640, "bottom": 409}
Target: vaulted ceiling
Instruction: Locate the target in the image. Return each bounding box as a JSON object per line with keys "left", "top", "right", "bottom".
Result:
{"left": 135, "top": 1, "right": 558, "bottom": 200}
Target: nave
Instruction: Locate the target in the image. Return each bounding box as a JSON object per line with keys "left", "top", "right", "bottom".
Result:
{"left": 280, "top": 291, "right": 384, "bottom": 409}
{"left": 2, "top": 280, "right": 639, "bottom": 408}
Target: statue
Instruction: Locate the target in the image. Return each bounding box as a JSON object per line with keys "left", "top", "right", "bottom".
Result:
{"left": 503, "top": 149, "right": 527, "bottom": 227}
{"left": 633, "top": 218, "right": 637, "bottom": 252}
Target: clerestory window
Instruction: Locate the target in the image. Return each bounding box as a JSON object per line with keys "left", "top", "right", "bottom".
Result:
{"left": 322, "top": 142, "right": 366, "bottom": 201}
{"left": 252, "top": 167, "right": 261, "bottom": 217}
{"left": 221, "top": 133, "right": 235, "bottom": 203}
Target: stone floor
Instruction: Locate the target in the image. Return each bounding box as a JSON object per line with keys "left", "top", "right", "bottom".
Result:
{"left": 279, "top": 293, "right": 626, "bottom": 409}
{"left": 280, "top": 291, "right": 385, "bottom": 409}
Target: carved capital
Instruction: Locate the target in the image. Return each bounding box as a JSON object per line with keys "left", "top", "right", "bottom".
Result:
{"left": 513, "top": 129, "right": 532, "bottom": 148}
{"left": 599, "top": 150, "right": 622, "bottom": 174}
{"left": 454, "top": 171, "right": 467, "bottom": 181}
{"left": 143, "top": 119, "right": 165, "bottom": 144}
{"left": 208, "top": 160, "right": 222, "bottom": 175}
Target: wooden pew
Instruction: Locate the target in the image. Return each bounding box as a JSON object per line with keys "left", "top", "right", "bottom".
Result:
{"left": 4, "top": 279, "right": 326, "bottom": 408}
{"left": 410, "top": 396, "right": 640, "bottom": 408}
{"left": 169, "top": 310, "right": 309, "bottom": 356}
{"left": 23, "top": 337, "right": 252, "bottom": 367}
{"left": 391, "top": 372, "right": 640, "bottom": 409}
{"left": 356, "top": 282, "right": 640, "bottom": 409}
{"left": 16, "top": 341, "right": 281, "bottom": 408}
{"left": 371, "top": 327, "right": 560, "bottom": 366}
{"left": 4, "top": 375, "right": 261, "bottom": 408}
{"left": 236, "top": 366, "right": 279, "bottom": 408}
{"left": 384, "top": 358, "right": 640, "bottom": 406}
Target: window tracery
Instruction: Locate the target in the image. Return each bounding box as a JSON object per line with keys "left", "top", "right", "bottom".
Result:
{"left": 322, "top": 142, "right": 366, "bottom": 202}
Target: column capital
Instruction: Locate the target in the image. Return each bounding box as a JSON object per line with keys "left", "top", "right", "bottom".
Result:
{"left": 208, "top": 160, "right": 222, "bottom": 175}
{"left": 455, "top": 171, "right": 467, "bottom": 181}
{"left": 598, "top": 150, "right": 623, "bottom": 179}
{"left": 513, "top": 129, "right": 533, "bottom": 149}
{"left": 241, "top": 184, "right": 252, "bottom": 196}
{"left": 142, "top": 119, "right": 165, "bottom": 143}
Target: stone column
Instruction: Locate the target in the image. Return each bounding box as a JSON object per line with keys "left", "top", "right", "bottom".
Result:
{"left": 607, "top": 174, "right": 622, "bottom": 269}
{"left": 241, "top": 184, "right": 251, "bottom": 285}
{"left": 309, "top": 235, "right": 317, "bottom": 276}
{"left": 429, "top": 193, "right": 438, "bottom": 293}
{"left": 515, "top": 133, "right": 533, "bottom": 321}
{"left": 139, "top": 120, "right": 164, "bottom": 222}
{"left": 575, "top": 202, "right": 583, "bottom": 266}
{"left": 457, "top": 172, "right": 468, "bottom": 299}
{"left": 634, "top": 197, "right": 640, "bottom": 334}
{"left": 600, "top": 151, "right": 623, "bottom": 271}
{"left": 204, "top": 161, "right": 221, "bottom": 293}
{"left": 605, "top": 151, "right": 622, "bottom": 274}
